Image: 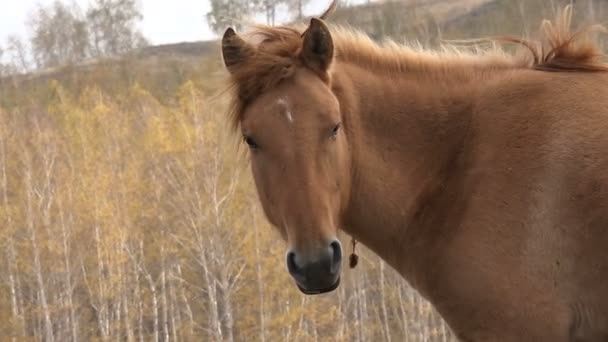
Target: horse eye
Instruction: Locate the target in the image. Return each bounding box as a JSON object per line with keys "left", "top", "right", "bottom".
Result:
{"left": 330, "top": 123, "right": 342, "bottom": 139}
{"left": 243, "top": 135, "right": 259, "bottom": 149}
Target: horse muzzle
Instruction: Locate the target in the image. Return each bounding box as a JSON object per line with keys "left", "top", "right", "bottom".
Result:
{"left": 286, "top": 240, "right": 343, "bottom": 295}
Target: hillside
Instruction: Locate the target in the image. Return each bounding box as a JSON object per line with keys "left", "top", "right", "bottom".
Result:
{"left": 2, "top": 0, "right": 490, "bottom": 92}
{"left": 2, "top": 0, "right": 606, "bottom": 105}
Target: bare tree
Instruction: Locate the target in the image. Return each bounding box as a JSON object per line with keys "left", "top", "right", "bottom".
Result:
{"left": 86, "top": 0, "right": 148, "bottom": 57}
{"left": 0, "top": 45, "right": 5, "bottom": 76}
{"left": 207, "top": 0, "right": 255, "bottom": 33}
{"left": 22, "top": 149, "right": 55, "bottom": 342}
{"left": 285, "top": 0, "right": 311, "bottom": 21}
{"left": 5, "top": 35, "right": 31, "bottom": 73}
{"left": 29, "top": 1, "right": 89, "bottom": 69}
{"left": 0, "top": 110, "right": 27, "bottom": 340}
{"left": 256, "top": 0, "right": 285, "bottom": 26}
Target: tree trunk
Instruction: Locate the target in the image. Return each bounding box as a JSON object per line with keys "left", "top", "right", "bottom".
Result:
{"left": 6, "top": 239, "right": 25, "bottom": 340}
{"left": 123, "top": 280, "right": 134, "bottom": 342}
{"left": 25, "top": 167, "right": 55, "bottom": 342}
{"left": 140, "top": 242, "right": 160, "bottom": 342}
{"left": 161, "top": 257, "right": 170, "bottom": 342}
{"left": 168, "top": 268, "right": 180, "bottom": 342}
{"left": 253, "top": 217, "right": 266, "bottom": 342}
{"left": 93, "top": 209, "right": 110, "bottom": 340}
{"left": 176, "top": 264, "right": 194, "bottom": 339}
{"left": 134, "top": 250, "right": 145, "bottom": 342}
{"left": 1, "top": 136, "right": 26, "bottom": 339}
{"left": 219, "top": 279, "right": 235, "bottom": 342}
{"left": 379, "top": 260, "right": 392, "bottom": 342}
{"left": 298, "top": 0, "right": 303, "bottom": 20}
{"left": 57, "top": 195, "right": 78, "bottom": 342}
{"left": 200, "top": 247, "right": 222, "bottom": 341}
{"left": 397, "top": 284, "right": 409, "bottom": 338}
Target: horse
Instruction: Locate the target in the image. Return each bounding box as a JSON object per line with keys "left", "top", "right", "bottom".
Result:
{"left": 220, "top": 3, "right": 608, "bottom": 341}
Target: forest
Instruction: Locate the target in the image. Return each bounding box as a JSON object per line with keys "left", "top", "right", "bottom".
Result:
{"left": 0, "top": 0, "right": 606, "bottom": 341}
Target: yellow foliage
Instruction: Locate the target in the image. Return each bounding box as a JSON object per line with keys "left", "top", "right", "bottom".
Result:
{"left": 0, "top": 75, "right": 452, "bottom": 341}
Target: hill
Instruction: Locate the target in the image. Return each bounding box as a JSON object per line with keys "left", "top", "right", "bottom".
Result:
{"left": 2, "top": 0, "right": 606, "bottom": 105}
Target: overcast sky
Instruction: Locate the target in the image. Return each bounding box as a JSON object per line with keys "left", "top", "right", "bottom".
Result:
{"left": 0, "top": 0, "right": 337, "bottom": 47}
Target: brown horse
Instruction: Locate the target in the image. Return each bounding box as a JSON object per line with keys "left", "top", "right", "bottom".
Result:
{"left": 221, "top": 4, "right": 608, "bottom": 341}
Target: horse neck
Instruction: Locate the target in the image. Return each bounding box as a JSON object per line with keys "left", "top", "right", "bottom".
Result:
{"left": 332, "top": 61, "right": 479, "bottom": 283}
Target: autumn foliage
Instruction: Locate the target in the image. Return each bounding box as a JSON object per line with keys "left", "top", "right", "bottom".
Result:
{"left": 0, "top": 68, "right": 453, "bottom": 341}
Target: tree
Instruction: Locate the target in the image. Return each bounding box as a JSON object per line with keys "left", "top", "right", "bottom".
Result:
{"left": 0, "top": 45, "right": 6, "bottom": 76}
{"left": 4, "top": 35, "right": 31, "bottom": 73}
{"left": 285, "top": 0, "right": 310, "bottom": 21}
{"left": 0, "top": 72, "right": 458, "bottom": 342}
{"left": 256, "top": 0, "right": 285, "bottom": 26}
{"left": 207, "top": 0, "right": 255, "bottom": 33}
{"left": 29, "top": 1, "right": 89, "bottom": 69}
{"left": 86, "top": 0, "right": 148, "bottom": 57}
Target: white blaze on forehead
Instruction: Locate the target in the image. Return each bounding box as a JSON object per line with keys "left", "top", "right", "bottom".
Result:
{"left": 277, "top": 97, "right": 294, "bottom": 124}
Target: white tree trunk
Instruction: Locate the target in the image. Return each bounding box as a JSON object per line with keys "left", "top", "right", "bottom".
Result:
{"left": 58, "top": 195, "right": 78, "bottom": 342}
{"left": 167, "top": 268, "right": 180, "bottom": 342}
{"left": 140, "top": 242, "right": 160, "bottom": 342}
{"left": 175, "top": 264, "right": 194, "bottom": 339}
{"left": 134, "top": 251, "right": 145, "bottom": 342}
{"left": 25, "top": 167, "right": 54, "bottom": 342}
{"left": 93, "top": 213, "right": 110, "bottom": 340}
{"left": 161, "top": 258, "right": 170, "bottom": 342}
{"left": 1, "top": 136, "right": 25, "bottom": 339}
{"left": 379, "top": 260, "right": 392, "bottom": 342}
{"left": 253, "top": 217, "right": 266, "bottom": 342}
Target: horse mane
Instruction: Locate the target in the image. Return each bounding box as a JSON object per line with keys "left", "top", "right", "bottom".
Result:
{"left": 225, "top": 5, "right": 607, "bottom": 131}
{"left": 505, "top": 5, "right": 608, "bottom": 72}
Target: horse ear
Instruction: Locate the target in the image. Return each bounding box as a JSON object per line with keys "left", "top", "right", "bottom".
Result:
{"left": 222, "top": 27, "right": 253, "bottom": 73}
{"left": 301, "top": 18, "right": 334, "bottom": 73}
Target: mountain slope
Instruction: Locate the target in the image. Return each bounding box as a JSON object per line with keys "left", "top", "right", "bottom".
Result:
{"left": 1, "top": 0, "right": 606, "bottom": 103}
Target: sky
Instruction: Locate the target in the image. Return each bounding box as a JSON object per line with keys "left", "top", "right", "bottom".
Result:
{"left": 0, "top": 0, "right": 331, "bottom": 47}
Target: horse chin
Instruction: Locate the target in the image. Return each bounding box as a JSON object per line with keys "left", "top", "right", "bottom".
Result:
{"left": 296, "top": 277, "right": 340, "bottom": 295}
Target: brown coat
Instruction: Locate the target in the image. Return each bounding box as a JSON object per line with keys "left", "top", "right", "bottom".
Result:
{"left": 222, "top": 5, "right": 608, "bottom": 341}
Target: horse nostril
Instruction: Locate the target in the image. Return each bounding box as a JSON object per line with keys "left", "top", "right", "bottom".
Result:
{"left": 329, "top": 240, "right": 342, "bottom": 273}
{"left": 286, "top": 251, "right": 301, "bottom": 276}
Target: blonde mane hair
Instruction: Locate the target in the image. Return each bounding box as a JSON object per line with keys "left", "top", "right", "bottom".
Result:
{"left": 225, "top": 5, "right": 607, "bottom": 131}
